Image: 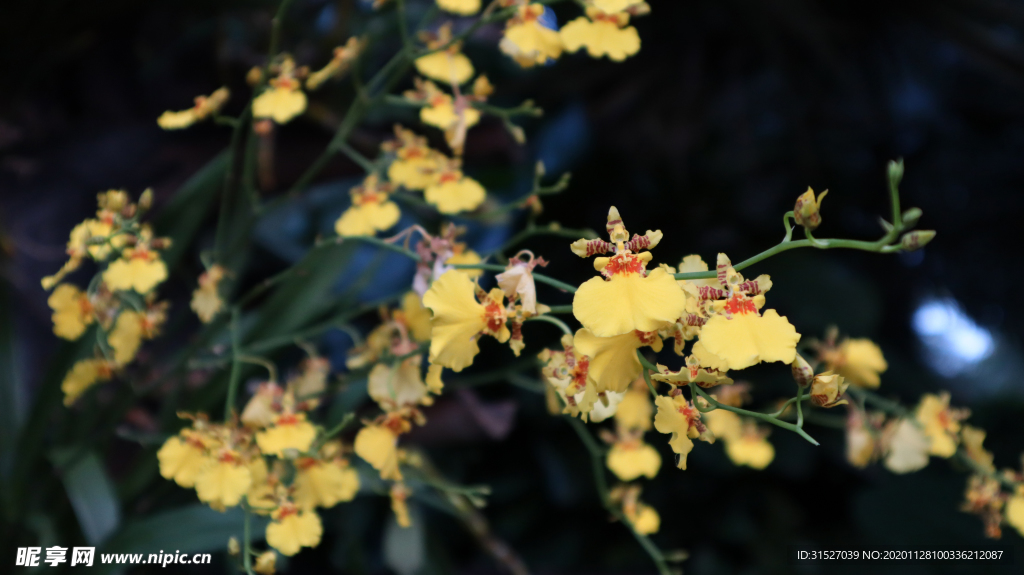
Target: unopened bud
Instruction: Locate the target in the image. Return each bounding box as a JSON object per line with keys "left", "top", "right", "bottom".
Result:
{"left": 791, "top": 354, "right": 814, "bottom": 387}
{"left": 888, "top": 159, "right": 905, "bottom": 190}
{"left": 254, "top": 551, "right": 277, "bottom": 575}
{"left": 535, "top": 160, "right": 546, "bottom": 178}
{"left": 900, "top": 230, "right": 935, "bottom": 252}
{"left": 227, "top": 537, "right": 241, "bottom": 556}
{"left": 901, "top": 207, "right": 922, "bottom": 228}
{"left": 810, "top": 372, "right": 849, "bottom": 408}
{"left": 793, "top": 187, "right": 828, "bottom": 231}
{"left": 509, "top": 124, "right": 526, "bottom": 145}
{"left": 246, "top": 66, "right": 264, "bottom": 86}
{"left": 138, "top": 188, "right": 153, "bottom": 212}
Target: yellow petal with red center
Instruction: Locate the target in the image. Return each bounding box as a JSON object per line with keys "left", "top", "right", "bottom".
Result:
{"left": 108, "top": 310, "right": 144, "bottom": 365}
{"left": 293, "top": 460, "right": 360, "bottom": 510}
{"left": 414, "top": 52, "right": 475, "bottom": 85}
{"left": 256, "top": 415, "right": 317, "bottom": 457}
{"left": 835, "top": 339, "right": 888, "bottom": 388}
{"left": 726, "top": 435, "right": 774, "bottom": 469}
{"left": 157, "top": 435, "right": 209, "bottom": 488}
{"left": 423, "top": 269, "right": 486, "bottom": 371}
{"left": 104, "top": 257, "right": 168, "bottom": 293}
{"left": 266, "top": 510, "right": 322, "bottom": 556}
{"left": 48, "top": 284, "right": 92, "bottom": 340}
{"left": 653, "top": 395, "right": 696, "bottom": 469}
{"left": 334, "top": 201, "right": 401, "bottom": 237}
{"left": 354, "top": 424, "right": 402, "bottom": 481}
{"left": 560, "top": 17, "right": 640, "bottom": 62}
{"left": 437, "top": 0, "right": 481, "bottom": 15}
{"left": 572, "top": 328, "right": 643, "bottom": 394}
{"left": 573, "top": 267, "right": 686, "bottom": 337}
{"left": 425, "top": 176, "right": 486, "bottom": 214}
{"left": 915, "top": 393, "right": 959, "bottom": 458}
{"left": 698, "top": 309, "right": 799, "bottom": 370}
{"left": 253, "top": 86, "right": 307, "bottom": 124}
{"left": 388, "top": 156, "right": 440, "bottom": 190}
{"left": 195, "top": 460, "right": 252, "bottom": 508}
{"left": 606, "top": 441, "right": 661, "bottom": 481}
{"left": 421, "top": 101, "right": 481, "bottom": 130}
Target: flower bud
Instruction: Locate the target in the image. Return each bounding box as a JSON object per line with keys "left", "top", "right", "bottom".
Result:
{"left": 138, "top": 188, "right": 153, "bottom": 212}
{"left": 791, "top": 353, "right": 813, "bottom": 387}
{"left": 901, "top": 207, "right": 922, "bottom": 228}
{"left": 809, "top": 371, "right": 848, "bottom": 408}
{"left": 793, "top": 187, "right": 828, "bottom": 231}
{"left": 888, "top": 159, "right": 904, "bottom": 190}
{"left": 227, "top": 537, "right": 241, "bottom": 556}
{"left": 254, "top": 551, "right": 277, "bottom": 575}
{"left": 900, "top": 230, "right": 936, "bottom": 252}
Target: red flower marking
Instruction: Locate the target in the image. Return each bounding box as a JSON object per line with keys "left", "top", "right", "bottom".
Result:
{"left": 484, "top": 301, "right": 505, "bottom": 334}
{"left": 605, "top": 254, "right": 644, "bottom": 276}
{"left": 296, "top": 457, "right": 317, "bottom": 470}
{"left": 275, "top": 504, "right": 298, "bottom": 520}
{"left": 218, "top": 451, "right": 239, "bottom": 464}
{"left": 723, "top": 295, "right": 757, "bottom": 316}
{"left": 276, "top": 414, "right": 299, "bottom": 426}
{"left": 634, "top": 330, "right": 659, "bottom": 346}
{"left": 438, "top": 171, "right": 460, "bottom": 184}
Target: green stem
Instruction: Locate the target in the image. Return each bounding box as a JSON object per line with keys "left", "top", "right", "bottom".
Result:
{"left": 565, "top": 417, "right": 671, "bottom": 575}
{"left": 691, "top": 385, "right": 820, "bottom": 446}
{"left": 224, "top": 308, "right": 243, "bottom": 421}
{"left": 451, "top": 263, "right": 577, "bottom": 293}
{"left": 525, "top": 314, "right": 573, "bottom": 336}
{"left": 545, "top": 304, "right": 573, "bottom": 315}
{"left": 312, "top": 413, "right": 356, "bottom": 452}
{"left": 335, "top": 140, "right": 377, "bottom": 174}
{"left": 319, "top": 235, "right": 422, "bottom": 262}
{"left": 242, "top": 500, "right": 255, "bottom": 575}
{"left": 267, "top": 0, "right": 296, "bottom": 58}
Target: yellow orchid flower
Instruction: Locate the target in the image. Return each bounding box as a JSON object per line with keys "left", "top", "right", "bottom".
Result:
{"left": 573, "top": 327, "right": 660, "bottom": 394}
{"left": 560, "top": 8, "right": 640, "bottom": 62}
{"left": 62, "top": 358, "right": 114, "bottom": 406}
{"left": 424, "top": 163, "right": 486, "bottom": 214}
{"left": 653, "top": 394, "right": 711, "bottom": 470}
{"left": 414, "top": 24, "right": 475, "bottom": 84}
{"left": 422, "top": 269, "right": 509, "bottom": 372}
{"left": 256, "top": 413, "right": 317, "bottom": 457}
{"left": 334, "top": 174, "right": 401, "bottom": 237}
{"left": 572, "top": 207, "right": 687, "bottom": 338}
{"left": 48, "top": 284, "right": 94, "bottom": 340}
{"left": 292, "top": 454, "right": 360, "bottom": 510}
{"left": 354, "top": 420, "right": 406, "bottom": 481}
{"left": 820, "top": 337, "right": 888, "bottom": 388}
{"left": 383, "top": 126, "right": 443, "bottom": 191}
{"left": 500, "top": 4, "right": 563, "bottom": 68}
{"left": 266, "top": 503, "right": 323, "bottom": 556}
{"left": 254, "top": 57, "right": 307, "bottom": 124}
{"left": 915, "top": 392, "right": 968, "bottom": 458}
{"left": 157, "top": 87, "right": 230, "bottom": 130}
{"left": 194, "top": 450, "right": 253, "bottom": 509}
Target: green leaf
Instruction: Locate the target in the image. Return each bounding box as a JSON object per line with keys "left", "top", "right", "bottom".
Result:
{"left": 154, "top": 150, "right": 229, "bottom": 270}
{"left": 51, "top": 449, "right": 121, "bottom": 546}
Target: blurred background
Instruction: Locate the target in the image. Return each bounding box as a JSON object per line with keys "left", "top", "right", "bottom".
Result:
{"left": 2, "top": 0, "right": 1024, "bottom": 573}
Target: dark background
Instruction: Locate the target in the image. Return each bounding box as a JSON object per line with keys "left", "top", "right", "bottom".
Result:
{"left": 2, "top": 0, "right": 1024, "bottom": 574}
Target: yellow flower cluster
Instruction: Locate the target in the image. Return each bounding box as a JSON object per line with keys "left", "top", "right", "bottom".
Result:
{"left": 499, "top": 1, "right": 648, "bottom": 67}
{"left": 158, "top": 360, "right": 358, "bottom": 556}
{"left": 42, "top": 190, "right": 170, "bottom": 405}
